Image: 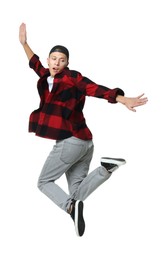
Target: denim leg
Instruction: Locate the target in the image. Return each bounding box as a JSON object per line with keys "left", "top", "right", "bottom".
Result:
{"left": 37, "top": 137, "right": 92, "bottom": 212}
{"left": 65, "top": 141, "right": 94, "bottom": 198}
{"left": 66, "top": 141, "right": 111, "bottom": 202}
{"left": 75, "top": 166, "right": 111, "bottom": 201}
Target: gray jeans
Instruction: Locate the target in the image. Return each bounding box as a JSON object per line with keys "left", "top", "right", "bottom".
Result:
{"left": 38, "top": 136, "right": 111, "bottom": 212}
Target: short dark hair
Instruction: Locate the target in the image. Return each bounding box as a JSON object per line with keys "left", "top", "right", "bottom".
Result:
{"left": 49, "top": 45, "right": 69, "bottom": 59}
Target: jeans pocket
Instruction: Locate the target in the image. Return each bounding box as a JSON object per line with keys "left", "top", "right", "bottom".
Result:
{"left": 60, "top": 139, "right": 84, "bottom": 164}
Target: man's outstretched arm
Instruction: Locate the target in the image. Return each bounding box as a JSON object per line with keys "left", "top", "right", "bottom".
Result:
{"left": 19, "top": 23, "right": 34, "bottom": 61}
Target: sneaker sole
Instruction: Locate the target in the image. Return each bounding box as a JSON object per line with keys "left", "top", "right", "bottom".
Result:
{"left": 74, "top": 200, "right": 85, "bottom": 237}
{"left": 101, "top": 157, "right": 126, "bottom": 166}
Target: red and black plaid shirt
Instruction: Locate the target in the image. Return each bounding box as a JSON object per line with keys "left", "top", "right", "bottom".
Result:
{"left": 29, "top": 54, "right": 124, "bottom": 140}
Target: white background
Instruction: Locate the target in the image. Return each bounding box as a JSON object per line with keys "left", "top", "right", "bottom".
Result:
{"left": 0, "top": 0, "right": 165, "bottom": 259}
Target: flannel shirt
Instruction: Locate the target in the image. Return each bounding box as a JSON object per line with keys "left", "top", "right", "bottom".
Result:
{"left": 29, "top": 54, "right": 124, "bottom": 140}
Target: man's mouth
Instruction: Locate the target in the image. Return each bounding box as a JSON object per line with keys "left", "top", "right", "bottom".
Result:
{"left": 53, "top": 67, "right": 59, "bottom": 72}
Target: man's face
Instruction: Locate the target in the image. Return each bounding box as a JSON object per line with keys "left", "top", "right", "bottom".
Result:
{"left": 47, "top": 52, "right": 68, "bottom": 77}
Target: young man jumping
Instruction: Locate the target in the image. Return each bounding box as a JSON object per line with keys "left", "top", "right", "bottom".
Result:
{"left": 19, "top": 23, "right": 148, "bottom": 237}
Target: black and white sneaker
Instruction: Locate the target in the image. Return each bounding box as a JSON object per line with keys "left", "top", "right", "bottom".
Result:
{"left": 101, "top": 157, "right": 126, "bottom": 173}
{"left": 70, "top": 200, "right": 85, "bottom": 237}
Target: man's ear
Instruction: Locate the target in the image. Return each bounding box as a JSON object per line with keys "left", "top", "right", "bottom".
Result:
{"left": 47, "top": 57, "right": 49, "bottom": 66}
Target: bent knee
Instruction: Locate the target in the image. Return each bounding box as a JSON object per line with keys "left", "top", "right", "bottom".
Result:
{"left": 37, "top": 178, "right": 44, "bottom": 191}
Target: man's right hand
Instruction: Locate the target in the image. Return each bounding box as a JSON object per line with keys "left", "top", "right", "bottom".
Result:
{"left": 19, "top": 23, "right": 27, "bottom": 45}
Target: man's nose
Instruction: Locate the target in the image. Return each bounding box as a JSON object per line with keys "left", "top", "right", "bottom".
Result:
{"left": 55, "top": 59, "right": 59, "bottom": 65}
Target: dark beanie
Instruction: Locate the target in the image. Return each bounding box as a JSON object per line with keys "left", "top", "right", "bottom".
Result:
{"left": 49, "top": 45, "right": 69, "bottom": 59}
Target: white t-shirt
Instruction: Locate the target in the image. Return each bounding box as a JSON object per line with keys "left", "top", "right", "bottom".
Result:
{"left": 47, "top": 76, "right": 54, "bottom": 92}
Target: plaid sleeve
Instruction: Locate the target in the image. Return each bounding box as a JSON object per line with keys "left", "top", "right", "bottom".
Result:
{"left": 75, "top": 72, "right": 125, "bottom": 104}
{"left": 29, "top": 54, "right": 49, "bottom": 78}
